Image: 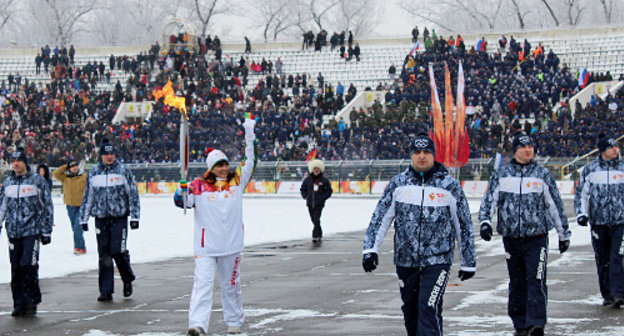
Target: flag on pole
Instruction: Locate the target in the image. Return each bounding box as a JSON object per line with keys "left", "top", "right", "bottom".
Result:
{"left": 428, "top": 63, "right": 445, "bottom": 163}
{"left": 578, "top": 68, "right": 590, "bottom": 88}
{"left": 409, "top": 42, "right": 420, "bottom": 57}
{"left": 444, "top": 63, "right": 454, "bottom": 166}
{"left": 305, "top": 148, "right": 319, "bottom": 162}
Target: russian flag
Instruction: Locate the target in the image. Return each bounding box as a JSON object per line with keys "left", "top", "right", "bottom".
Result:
{"left": 578, "top": 68, "right": 590, "bottom": 88}
{"left": 409, "top": 42, "right": 420, "bottom": 57}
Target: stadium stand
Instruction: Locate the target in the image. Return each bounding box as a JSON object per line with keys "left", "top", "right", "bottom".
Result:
{"left": 0, "top": 26, "right": 620, "bottom": 173}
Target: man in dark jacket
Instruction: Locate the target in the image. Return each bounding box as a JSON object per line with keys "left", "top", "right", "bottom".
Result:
{"left": 0, "top": 148, "right": 53, "bottom": 317}
{"left": 575, "top": 135, "right": 624, "bottom": 308}
{"left": 300, "top": 159, "right": 332, "bottom": 242}
{"left": 362, "top": 133, "right": 476, "bottom": 336}
{"left": 479, "top": 132, "right": 570, "bottom": 336}
{"left": 80, "top": 139, "right": 140, "bottom": 302}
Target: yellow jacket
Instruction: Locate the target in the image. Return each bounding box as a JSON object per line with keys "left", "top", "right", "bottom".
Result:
{"left": 52, "top": 164, "right": 87, "bottom": 207}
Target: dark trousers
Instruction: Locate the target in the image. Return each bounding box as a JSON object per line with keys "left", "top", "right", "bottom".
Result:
{"left": 503, "top": 235, "right": 548, "bottom": 330}
{"left": 307, "top": 206, "right": 323, "bottom": 238}
{"left": 95, "top": 217, "right": 135, "bottom": 295}
{"left": 9, "top": 235, "right": 41, "bottom": 309}
{"left": 591, "top": 224, "right": 624, "bottom": 300}
{"left": 396, "top": 264, "right": 451, "bottom": 336}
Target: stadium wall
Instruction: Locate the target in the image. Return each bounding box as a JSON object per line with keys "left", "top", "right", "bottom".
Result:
{"left": 134, "top": 180, "right": 577, "bottom": 197}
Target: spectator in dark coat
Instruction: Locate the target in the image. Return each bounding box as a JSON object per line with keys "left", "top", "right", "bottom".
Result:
{"left": 300, "top": 159, "right": 332, "bottom": 242}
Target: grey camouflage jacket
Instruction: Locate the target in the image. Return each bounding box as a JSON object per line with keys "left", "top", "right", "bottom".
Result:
{"left": 80, "top": 160, "right": 140, "bottom": 223}
{"left": 0, "top": 170, "right": 53, "bottom": 239}
{"left": 574, "top": 156, "right": 624, "bottom": 226}
{"left": 363, "top": 163, "right": 476, "bottom": 271}
{"left": 479, "top": 159, "right": 570, "bottom": 240}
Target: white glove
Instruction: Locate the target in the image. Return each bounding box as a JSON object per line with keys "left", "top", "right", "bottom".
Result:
{"left": 243, "top": 118, "right": 256, "bottom": 138}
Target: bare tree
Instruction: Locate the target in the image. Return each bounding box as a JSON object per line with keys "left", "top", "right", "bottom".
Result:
{"left": 89, "top": 0, "right": 176, "bottom": 45}
{"left": 563, "top": 0, "right": 584, "bottom": 26}
{"left": 398, "top": 0, "right": 456, "bottom": 32}
{"left": 245, "top": 0, "right": 295, "bottom": 41}
{"left": 187, "top": 0, "right": 232, "bottom": 38}
{"left": 400, "top": 0, "right": 507, "bottom": 32}
{"left": 0, "top": 0, "right": 16, "bottom": 32}
{"left": 509, "top": 0, "right": 527, "bottom": 29}
{"left": 28, "top": 0, "right": 98, "bottom": 45}
{"left": 338, "top": 0, "right": 384, "bottom": 37}
{"left": 599, "top": 0, "right": 615, "bottom": 23}
{"left": 539, "top": 0, "right": 560, "bottom": 26}
{"left": 308, "top": 0, "right": 340, "bottom": 31}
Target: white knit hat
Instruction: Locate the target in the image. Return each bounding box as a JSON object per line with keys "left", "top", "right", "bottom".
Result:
{"left": 308, "top": 159, "right": 325, "bottom": 173}
{"left": 205, "top": 148, "right": 228, "bottom": 170}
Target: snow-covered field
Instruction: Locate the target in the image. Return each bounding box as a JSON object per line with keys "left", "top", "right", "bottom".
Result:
{"left": 0, "top": 195, "right": 393, "bottom": 284}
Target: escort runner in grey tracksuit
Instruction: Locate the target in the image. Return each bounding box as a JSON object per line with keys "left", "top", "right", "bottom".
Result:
{"left": 574, "top": 135, "right": 624, "bottom": 308}
{"left": 479, "top": 132, "right": 570, "bottom": 336}
{"left": 0, "top": 149, "right": 53, "bottom": 317}
{"left": 363, "top": 133, "right": 476, "bottom": 336}
{"left": 80, "top": 139, "right": 140, "bottom": 301}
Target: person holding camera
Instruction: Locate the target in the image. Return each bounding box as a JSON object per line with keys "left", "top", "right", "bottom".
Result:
{"left": 53, "top": 160, "right": 88, "bottom": 255}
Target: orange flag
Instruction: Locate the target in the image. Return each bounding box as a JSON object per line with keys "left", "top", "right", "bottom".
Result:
{"left": 444, "top": 63, "right": 454, "bottom": 166}
{"left": 428, "top": 63, "right": 444, "bottom": 163}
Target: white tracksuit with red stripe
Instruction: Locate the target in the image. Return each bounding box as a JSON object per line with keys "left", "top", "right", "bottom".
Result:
{"left": 178, "top": 122, "right": 256, "bottom": 332}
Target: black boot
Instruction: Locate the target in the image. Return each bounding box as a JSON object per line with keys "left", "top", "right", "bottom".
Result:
{"left": 24, "top": 305, "right": 37, "bottom": 316}
{"left": 97, "top": 293, "right": 113, "bottom": 302}
{"left": 527, "top": 325, "right": 544, "bottom": 336}
{"left": 513, "top": 328, "right": 528, "bottom": 336}
{"left": 123, "top": 281, "right": 133, "bottom": 297}
{"left": 11, "top": 308, "right": 25, "bottom": 317}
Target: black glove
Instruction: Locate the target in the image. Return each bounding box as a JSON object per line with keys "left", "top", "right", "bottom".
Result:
{"left": 577, "top": 215, "right": 588, "bottom": 226}
{"left": 130, "top": 220, "right": 139, "bottom": 230}
{"left": 81, "top": 223, "right": 88, "bottom": 231}
{"left": 40, "top": 234, "right": 51, "bottom": 245}
{"left": 458, "top": 270, "right": 475, "bottom": 281}
{"left": 559, "top": 240, "right": 570, "bottom": 254}
{"left": 480, "top": 223, "right": 493, "bottom": 241}
{"left": 362, "top": 252, "right": 378, "bottom": 272}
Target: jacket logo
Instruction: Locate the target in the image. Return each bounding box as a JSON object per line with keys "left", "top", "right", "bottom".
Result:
{"left": 614, "top": 174, "right": 624, "bottom": 180}
{"left": 110, "top": 177, "right": 120, "bottom": 183}
{"left": 208, "top": 194, "right": 218, "bottom": 201}
{"left": 429, "top": 192, "right": 446, "bottom": 201}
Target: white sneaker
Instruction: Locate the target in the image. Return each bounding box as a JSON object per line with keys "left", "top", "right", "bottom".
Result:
{"left": 187, "top": 326, "right": 206, "bottom": 336}
{"left": 227, "top": 326, "right": 241, "bottom": 334}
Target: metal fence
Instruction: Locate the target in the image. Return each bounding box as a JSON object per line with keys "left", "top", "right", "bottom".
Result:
{"left": 6, "top": 156, "right": 581, "bottom": 195}
{"left": 107, "top": 157, "right": 581, "bottom": 185}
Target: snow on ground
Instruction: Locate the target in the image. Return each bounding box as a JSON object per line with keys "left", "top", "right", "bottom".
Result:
{"left": 0, "top": 196, "right": 588, "bottom": 285}
{"left": 0, "top": 195, "right": 385, "bottom": 283}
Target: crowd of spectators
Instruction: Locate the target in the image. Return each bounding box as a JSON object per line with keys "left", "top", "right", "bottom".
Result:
{"left": 0, "top": 32, "right": 621, "bottom": 172}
